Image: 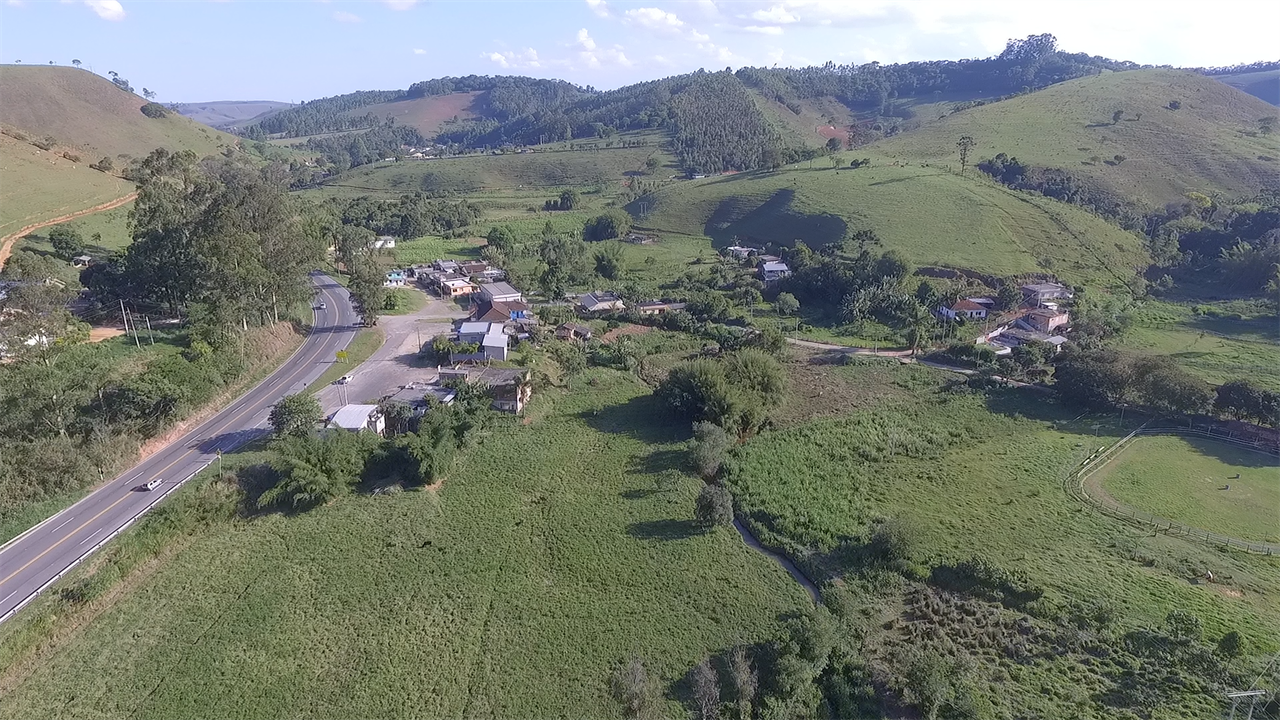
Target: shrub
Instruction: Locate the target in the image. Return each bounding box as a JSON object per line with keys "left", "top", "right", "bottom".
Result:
{"left": 1167, "top": 100, "right": 1181, "bottom": 110}
{"left": 695, "top": 484, "right": 734, "bottom": 527}
{"left": 867, "top": 517, "right": 921, "bottom": 569}
{"left": 583, "top": 209, "right": 632, "bottom": 242}
{"left": 140, "top": 102, "right": 169, "bottom": 118}
{"left": 690, "top": 420, "right": 731, "bottom": 478}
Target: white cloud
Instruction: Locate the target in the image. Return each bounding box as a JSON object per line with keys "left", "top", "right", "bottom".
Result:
{"left": 412, "top": 48, "right": 426, "bottom": 55}
{"left": 696, "top": 41, "right": 743, "bottom": 65}
{"left": 83, "top": 0, "right": 124, "bottom": 21}
{"left": 574, "top": 29, "right": 630, "bottom": 68}
{"left": 382, "top": 0, "right": 417, "bottom": 9}
{"left": 743, "top": 25, "right": 783, "bottom": 35}
{"left": 625, "top": 7, "right": 685, "bottom": 34}
{"left": 332, "top": 10, "right": 360, "bottom": 23}
{"left": 750, "top": 5, "right": 797, "bottom": 23}
{"left": 585, "top": 0, "right": 609, "bottom": 18}
{"left": 485, "top": 47, "right": 541, "bottom": 70}
{"left": 624, "top": 6, "right": 711, "bottom": 42}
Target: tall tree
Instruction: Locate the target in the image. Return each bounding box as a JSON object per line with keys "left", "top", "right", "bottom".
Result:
{"left": 690, "top": 657, "right": 721, "bottom": 720}
{"left": 269, "top": 393, "right": 322, "bottom": 438}
{"left": 727, "top": 645, "right": 758, "bottom": 720}
{"left": 610, "top": 657, "right": 661, "bottom": 720}
{"left": 47, "top": 224, "right": 84, "bottom": 261}
{"left": 956, "top": 136, "right": 976, "bottom": 175}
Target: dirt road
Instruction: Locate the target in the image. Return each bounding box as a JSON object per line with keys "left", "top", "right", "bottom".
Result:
{"left": 0, "top": 191, "right": 138, "bottom": 271}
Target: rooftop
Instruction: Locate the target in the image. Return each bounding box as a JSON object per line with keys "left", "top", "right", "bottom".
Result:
{"left": 762, "top": 261, "right": 790, "bottom": 272}
{"left": 330, "top": 404, "right": 379, "bottom": 430}
{"left": 951, "top": 299, "right": 986, "bottom": 312}
{"left": 481, "top": 281, "right": 521, "bottom": 297}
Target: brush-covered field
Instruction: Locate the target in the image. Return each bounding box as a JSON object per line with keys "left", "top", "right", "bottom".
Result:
{"left": 0, "top": 369, "right": 809, "bottom": 720}
{"left": 637, "top": 163, "right": 1149, "bottom": 289}
{"left": 867, "top": 69, "right": 1280, "bottom": 206}
{"left": 1095, "top": 434, "right": 1279, "bottom": 544}
{"left": 724, "top": 354, "right": 1280, "bottom": 719}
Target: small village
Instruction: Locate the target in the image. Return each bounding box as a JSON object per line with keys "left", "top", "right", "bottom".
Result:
{"left": 322, "top": 242, "right": 1080, "bottom": 438}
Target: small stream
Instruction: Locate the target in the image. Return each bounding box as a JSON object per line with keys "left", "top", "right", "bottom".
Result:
{"left": 731, "top": 518, "right": 822, "bottom": 605}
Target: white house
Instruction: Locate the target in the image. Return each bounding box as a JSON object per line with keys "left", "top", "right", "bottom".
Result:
{"left": 478, "top": 282, "right": 523, "bottom": 304}
{"left": 329, "top": 404, "right": 385, "bottom": 435}
{"left": 457, "top": 321, "right": 503, "bottom": 345}
{"left": 937, "top": 299, "right": 989, "bottom": 320}
{"left": 759, "top": 261, "right": 792, "bottom": 283}
{"left": 384, "top": 270, "right": 407, "bottom": 287}
{"left": 373, "top": 236, "right": 397, "bottom": 250}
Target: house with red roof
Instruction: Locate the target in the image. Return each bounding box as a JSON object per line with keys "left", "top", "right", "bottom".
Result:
{"left": 937, "top": 298, "right": 989, "bottom": 320}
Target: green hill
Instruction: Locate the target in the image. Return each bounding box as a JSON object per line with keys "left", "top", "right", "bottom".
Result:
{"left": 635, "top": 163, "right": 1149, "bottom": 289}
{"left": 338, "top": 91, "right": 479, "bottom": 136}
{"left": 0, "top": 65, "right": 240, "bottom": 235}
{"left": 0, "top": 65, "right": 238, "bottom": 161}
{"left": 866, "top": 69, "right": 1280, "bottom": 207}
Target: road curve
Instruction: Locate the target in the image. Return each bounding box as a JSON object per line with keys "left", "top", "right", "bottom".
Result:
{"left": 0, "top": 272, "right": 358, "bottom": 624}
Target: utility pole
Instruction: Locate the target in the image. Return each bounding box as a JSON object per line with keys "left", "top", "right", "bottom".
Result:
{"left": 119, "top": 299, "right": 129, "bottom": 339}
{"left": 145, "top": 315, "right": 155, "bottom": 345}
{"left": 1227, "top": 690, "right": 1265, "bottom": 720}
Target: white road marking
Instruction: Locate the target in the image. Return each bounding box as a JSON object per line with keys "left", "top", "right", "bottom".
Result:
{"left": 51, "top": 516, "right": 75, "bottom": 533}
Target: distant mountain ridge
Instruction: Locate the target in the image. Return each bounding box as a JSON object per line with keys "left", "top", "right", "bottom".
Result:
{"left": 171, "top": 100, "right": 295, "bottom": 129}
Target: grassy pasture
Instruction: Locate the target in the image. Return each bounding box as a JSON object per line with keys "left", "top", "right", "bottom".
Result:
{"left": 0, "top": 369, "right": 808, "bottom": 720}
{"left": 1119, "top": 301, "right": 1280, "bottom": 390}
{"left": 0, "top": 66, "right": 237, "bottom": 162}
{"left": 637, "top": 163, "right": 1149, "bottom": 288}
{"left": 317, "top": 143, "right": 673, "bottom": 198}
{"left": 867, "top": 69, "right": 1280, "bottom": 206}
{"left": 0, "top": 135, "right": 133, "bottom": 238}
{"left": 1096, "top": 434, "right": 1279, "bottom": 544}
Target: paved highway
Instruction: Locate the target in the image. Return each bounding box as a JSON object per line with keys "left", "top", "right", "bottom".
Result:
{"left": 0, "top": 272, "right": 358, "bottom": 623}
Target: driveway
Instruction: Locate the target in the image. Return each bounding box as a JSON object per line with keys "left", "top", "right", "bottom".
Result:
{"left": 316, "top": 289, "right": 467, "bottom": 414}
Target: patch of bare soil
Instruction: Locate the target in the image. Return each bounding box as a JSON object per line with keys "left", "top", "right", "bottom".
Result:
{"left": 87, "top": 326, "right": 125, "bottom": 343}
{"left": 601, "top": 323, "right": 653, "bottom": 343}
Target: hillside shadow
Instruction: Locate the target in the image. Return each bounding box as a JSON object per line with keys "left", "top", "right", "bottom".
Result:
{"left": 627, "top": 518, "right": 702, "bottom": 541}
{"left": 697, "top": 188, "right": 847, "bottom": 251}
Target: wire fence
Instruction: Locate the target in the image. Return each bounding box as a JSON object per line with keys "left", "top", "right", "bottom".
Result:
{"left": 1066, "top": 426, "right": 1280, "bottom": 556}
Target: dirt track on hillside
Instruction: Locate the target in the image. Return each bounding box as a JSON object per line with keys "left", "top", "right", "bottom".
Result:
{"left": 0, "top": 191, "right": 138, "bottom": 271}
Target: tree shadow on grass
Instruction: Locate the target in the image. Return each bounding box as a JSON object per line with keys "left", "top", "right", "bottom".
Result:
{"left": 627, "top": 518, "right": 703, "bottom": 541}
{"left": 579, "top": 393, "right": 686, "bottom": 444}
{"left": 629, "top": 448, "right": 687, "bottom": 476}
{"left": 982, "top": 387, "right": 1075, "bottom": 424}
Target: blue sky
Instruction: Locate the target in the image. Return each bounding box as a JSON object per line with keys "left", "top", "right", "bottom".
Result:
{"left": 2, "top": 0, "right": 1277, "bottom": 102}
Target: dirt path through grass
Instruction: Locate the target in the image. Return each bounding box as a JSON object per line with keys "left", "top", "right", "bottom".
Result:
{"left": 0, "top": 191, "right": 137, "bottom": 271}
